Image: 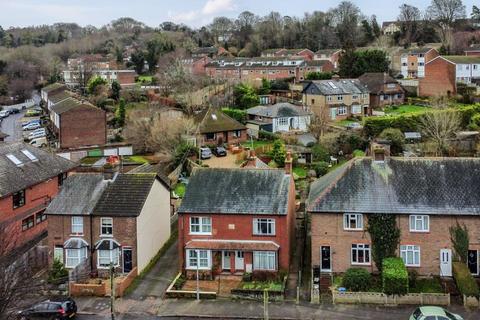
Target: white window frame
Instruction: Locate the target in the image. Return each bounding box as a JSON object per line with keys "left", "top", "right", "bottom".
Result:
{"left": 186, "top": 249, "right": 212, "bottom": 270}
{"left": 400, "top": 245, "right": 421, "bottom": 267}
{"left": 97, "top": 248, "right": 120, "bottom": 269}
{"left": 351, "top": 244, "right": 371, "bottom": 265}
{"left": 327, "top": 96, "right": 333, "bottom": 102}
{"left": 351, "top": 105, "right": 361, "bottom": 114}
{"left": 337, "top": 106, "right": 347, "bottom": 115}
{"left": 253, "top": 251, "right": 277, "bottom": 271}
{"left": 253, "top": 218, "right": 276, "bottom": 236}
{"left": 100, "top": 217, "right": 113, "bottom": 236}
{"left": 65, "top": 247, "right": 87, "bottom": 268}
{"left": 409, "top": 215, "right": 429, "bottom": 233}
{"left": 189, "top": 217, "right": 212, "bottom": 235}
{"left": 343, "top": 213, "right": 363, "bottom": 230}
{"left": 71, "top": 216, "right": 84, "bottom": 234}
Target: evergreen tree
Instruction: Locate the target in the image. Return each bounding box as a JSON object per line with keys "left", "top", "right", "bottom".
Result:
{"left": 111, "top": 80, "right": 121, "bottom": 101}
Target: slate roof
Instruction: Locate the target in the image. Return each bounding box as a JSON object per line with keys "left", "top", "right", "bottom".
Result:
{"left": 305, "top": 60, "right": 333, "bottom": 67}
{"left": 179, "top": 168, "right": 291, "bottom": 215}
{"left": 127, "top": 163, "right": 171, "bottom": 189}
{"left": 93, "top": 173, "right": 157, "bottom": 217}
{"left": 409, "top": 47, "right": 435, "bottom": 55}
{"left": 41, "top": 83, "right": 66, "bottom": 93}
{"left": 358, "top": 73, "right": 404, "bottom": 94}
{"left": 51, "top": 97, "right": 99, "bottom": 115}
{"left": 195, "top": 108, "right": 246, "bottom": 134}
{"left": 49, "top": 91, "right": 71, "bottom": 104}
{"left": 0, "top": 142, "right": 77, "bottom": 198}
{"left": 247, "top": 103, "right": 310, "bottom": 118}
{"left": 443, "top": 55, "right": 480, "bottom": 64}
{"left": 192, "top": 47, "right": 218, "bottom": 55}
{"left": 45, "top": 174, "right": 108, "bottom": 216}
{"left": 314, "top": 49, "right": 341, "bottom": 56}
{"left": 302, "top": 79, "right": 369, "bottom": 95}
{"left": 308, "top": 157, "right": 480, "bottom": 215}
{"left": 0, "top": 131, "right": 8, "bottom": 139}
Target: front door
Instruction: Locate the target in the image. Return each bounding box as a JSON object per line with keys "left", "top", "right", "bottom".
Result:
{"left": 235, "top": 251, "right": 244, "bottom": 270}
{"left": 468, "top": 250, "right": 478, "bottom": 275}
{"left": 440, "top": 249, "right": 452, "bottom": 277}
{"left": 123, "top": 247, "right": 133, "bottom": 273}
{"left": 222, "top": 251, "right": 231, "bottom": 270}
{"left": 320, "top": 246, "right": 331, "bottom": 272}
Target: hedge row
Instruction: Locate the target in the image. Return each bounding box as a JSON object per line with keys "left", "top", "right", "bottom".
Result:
{"left": 453, "top": 262, "right": 480, "bottom": 297}
{"left": 382, "top": 258, "right": 409, "bottom": 295}
{"left": 221, "top": 108, "right": 247, "bottom": 123}
{"left": 363, "top": 104, "right": 480, "bottom": 137}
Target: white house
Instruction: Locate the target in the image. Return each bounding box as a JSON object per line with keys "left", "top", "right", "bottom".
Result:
{"left": 442, "top": 56, "right": 480, "bottom": 84}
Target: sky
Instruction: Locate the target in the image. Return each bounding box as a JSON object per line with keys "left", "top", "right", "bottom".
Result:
{"left": 0, "top": 0, "right": 476, "bottom": 29}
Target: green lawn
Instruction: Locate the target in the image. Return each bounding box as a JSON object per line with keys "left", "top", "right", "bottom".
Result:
{"left": 384, "top": 104, "right": 428, "bottom": 115}
{"left": 293, "top": 166, "right": 307, "bottom": 179}
{"left": 123, "top": 155, "right": 149, "bottom": 164}
{"left": 173, "top": 183, "right": 186, "bottom": 198}
{"left": 137, "top": 75, "right": 153, "bottom": 83}
{"left": 80, "top": 156, "right": 102, "bottom": 165}
{"left": 337, "top": 120, "right": 358, "bottom": 127}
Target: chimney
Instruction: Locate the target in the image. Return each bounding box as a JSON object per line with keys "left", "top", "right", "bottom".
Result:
{"left": 332, "top": 74, "right": 340, "bottom": 82}
{"left": 243, "top": 149, "right": 257, "bottom": 168}
{"left": 370, "top": 140, "right": 391, "bottom": 163}
{"left": 285, "top": 151, "right": 293, "bottom": 174}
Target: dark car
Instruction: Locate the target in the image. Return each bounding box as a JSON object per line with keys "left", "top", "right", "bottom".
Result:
{"left": 212, "top": 146, "right": 227, "bottom": 157}
{"left": 18, "top": 297, "right": 77, "bottom": 320}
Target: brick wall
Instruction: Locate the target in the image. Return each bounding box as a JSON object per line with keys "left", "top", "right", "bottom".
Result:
{"left": 60, "top": 105, "right": 106, "bottom": 149}
{"left": 419, "top": 58, "right": 456, "bottom": 97}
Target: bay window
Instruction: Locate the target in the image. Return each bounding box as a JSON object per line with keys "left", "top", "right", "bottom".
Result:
{"left": 65, "top": 247, "right": 87, "bottom": 268}
{"left": 186, "top": 249, "right": 211, "bottom": 269}
{"left": 253, "top": 251, "right": 276, "bottom": 270}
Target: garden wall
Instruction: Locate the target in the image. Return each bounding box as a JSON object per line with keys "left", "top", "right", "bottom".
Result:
{"left": 115, "top": 268, "right": 138, "bottom": 297}
{"left": 69, "top": 282, "right": 106, "bottom": 297}
{"left": 332, "top": 291, "right": 450, "bottom": 306}
{"left": 231, "top": 288, "right": 284, "bottom": 301}
{"left": 165, "top": 273, "right": 217, "bottom": 299}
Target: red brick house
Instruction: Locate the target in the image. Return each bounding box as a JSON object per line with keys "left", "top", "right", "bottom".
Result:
{"left": 464, "top": 45, "right": 480, "bottom": 56}
{"left": 50, "top": 97, "right": 106, "bottom": 149}
{"left": 308, "top": 149, "right": 480, "bottom": 278}
{"left": 178, "top": 164, "right": 296, "bottom": 278}
{"left": 419, "top": 56, "right": 457, "bottom": 97}
{"left": 0, "top": 142, "right": 76, "bottom": 255}
{"left": 358, "top": 73, "right": 405, "bottom": 109}
{"left": 183, "top": 56, "right": 211, "bottom": 76}
{"left": 194, "top": 108, "right": 247, "bottom": 146}
{"left": 261, "top": 48, "right": 314, "bottom": 61}
{"left": 313, "top": 49, "right": 342, "bottom": 69}
{"left": 45, "top": 170, "right": 171, "bottom": 277}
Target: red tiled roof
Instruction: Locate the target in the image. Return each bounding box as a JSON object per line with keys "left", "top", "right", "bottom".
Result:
{"left": 185, "top": 240, "right": 279, "bottom": 251}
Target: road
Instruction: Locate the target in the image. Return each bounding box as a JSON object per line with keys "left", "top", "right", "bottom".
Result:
{"left": 1, "top": 110, "right": 27, "bottom": 142}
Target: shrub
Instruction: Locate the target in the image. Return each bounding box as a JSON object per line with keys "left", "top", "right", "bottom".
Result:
{"left": 382, "top": 258, "right": 408, "bottom": 295}
{"left": 311, "top": 144, "right": 330, "bottom": 162}
{"left": 312, "top": 161, "right": 329, "bottom": 177}
{"left": 450, "top": 223, "right": 469, "bottom": 263}
{"left": 269, "top": 140, "right": 286, "bottom": 167}
{"left": 221, "top": 108, "right": 247, "bottom": 123}
{"left": 252, "top": 270, "right": 277, "bottom": 282}
{"left": 453, "top": 262, "right": 479, "bottom": 297}
{"left": 353, "top": 149, "right": 365, "bottom": 157}
{"left": 342, "top": 268, "right": 371, "bottom": 292}
{"left": 48, "top": 259, "right": 68, "bottom": 284}
{"left": 378, "top": 128, "right": 405, "bottom": 155}
{"left": 258, "top": 130, "right": 278, "bottom": 141}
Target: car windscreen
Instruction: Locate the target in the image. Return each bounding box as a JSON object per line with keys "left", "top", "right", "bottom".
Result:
{"left": 412, "top": 308, "right": 422, "bottom": 320}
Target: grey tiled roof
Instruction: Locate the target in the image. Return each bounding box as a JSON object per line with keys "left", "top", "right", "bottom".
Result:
{"left": 302, "top": 79, "right": 369, "bottom": 95}
{"left": 127, "top": 163, "right": 171, "bottom": 189}
{"left": 0, "top": 142, "right": 77, "bottom": 197}
{"left": 41, "top": 83, "right": 66, "bottom": 93}
{"left": 308, "top": 157, "right": 480, "bottom": 215}
{"left": 247, "top": 103, "right": 310, "bottom": 118}
{"left": 179, "top": 168, "right": 291, "bottom": 215}
{"left": 93, "top": 173, "right": 157, "bottom": 217}
{"left": 45, "top": 174, "right": 108, "bottom": 215}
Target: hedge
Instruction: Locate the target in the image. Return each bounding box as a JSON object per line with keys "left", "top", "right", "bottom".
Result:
{"left": 453, "top": 262, "right": 479, "bottom": 297}
{"left": 221, "top": 108, "right": 247, "bottom": 123}
{"left": 342, "top": 268, "right": 372, "bottom": 292}
{"left": 382, "top": 258, "right": 409, "bottom": 295}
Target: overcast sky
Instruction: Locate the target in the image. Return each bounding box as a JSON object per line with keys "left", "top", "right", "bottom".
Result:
{"left": 0, "top": 0, "right": 476, "bottom": 29}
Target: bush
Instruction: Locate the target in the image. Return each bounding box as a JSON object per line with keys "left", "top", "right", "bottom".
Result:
{"left": 311, "top": 144, "right": 330, "bottom": 162}
{"left": 342, "top": 268, "right": 372, "bottom": 292}
{"left": 258, "top": 130, "right": 278, "bottom": 141}
{"left": 222, "top": 108, "right": 247, "bottom": 123}
{"left": 48, "top": 259, "right": 68, "bottom": 284}
{"left": 269, "top": 140, "right": 286, "bottom": 167}
{"left": 378, "top": 128, "right": 405, "bottom": 155}
{"left": 382, "top": 258, "right": 408, "bottom": 295}
{"left": 312, "top": 161, "right": 329, "bottom": 177}
{"left": 453, "top": 262, "right": 479, "bottom": 297}
{"left": 353, "top": 149, "right": 366, "bottom": 157}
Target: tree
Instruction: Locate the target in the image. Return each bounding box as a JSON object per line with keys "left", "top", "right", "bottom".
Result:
{"left": 312, "top": 144, "right": 330, "bottom": 162}
{"left": 87, "top": 76, "right": 107, "bottom": 95}
{"left": 257, "top": 78, "right": 271, "bottom": 95}
{"left": 145, "top": 33, "right": 175, "bottom": 73}
{"left": 473, "top": 5, "right": 480, "bottom": 22}
{"left": 130, "top": 50, "right": 145, "bottom": 74}
{"left": 331, "top": 1, "right": 362, "bottom": 48}
{"left": 115, "top": 46, "right": 123, "bottom": 64}
{"left": 428, "top": 0, "right": 466, "bottom": 46}
{"left": 269, "top": 139, "right": 286, "bottom": 167}
{"left": 233, "top": 83, "right": 259, "bottom": 109}
{"left": 398, "top": 4, "right": 421, "bottom": 46}
{"left": 367, "top": 214, "right": 401, "bottom": 273}
{"left": 379, "top": 128, "right": 405, "bottom": 155}
{"left": 116, "top": 98, "right": 126, "bottom": 127}
{"left": 306, "top": 71, "right": 333, "bottom": 80}
{"left": 449, "top": 223, "right": 469, "bottom": 263}
{"left": 339, "top": 49, "right": 389, "bottom": 78}
{"left": 111, "top": 80, "right": 121, "bottom": 101}
{"left": 309, "top": 108, "right": 331, "bottom": 139}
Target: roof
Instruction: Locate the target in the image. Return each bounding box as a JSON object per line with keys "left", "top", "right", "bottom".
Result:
{"left": 185, "top": 239, "right": 280, "bottom": 251}
{"left": 93, "top": 173, "right": 157, "bottom": 217}
{"left": 302, "top": 79, "right": 369, "bottom": 95}
{"left": 0, "top": 131, "right": 8, "bottom": 139}
{"left": 49, "top": 91, "right": 71, "bottom": 104}
{"left": 192, "top": 47, "right": 218, "bottom": 55}
{"left": 443, "top": 55, "right": 480, "bottom": 64}
{"left": 297, "top": 133, "right": 317, "bottom": 147}
{"left": 41, "top": 83, "right": 66, "bottom": 93}
{"left": 179, "top": 168, "right": 291, "bottom": 215}
{"left": 305, "top": 60, "right": 333, "bottom": 67}
{"left": 358, "top": 73, "right": 403, "bottom": 94}
{"left": 465, "top": 44, "right": 480, "bottom": 52}
{"left": 0, "top": 142, "right": 76, "bottom": 197}
{"left": 51, "top": 97, "right": 100, "bottom": 115}
{"left": 382, "top": 21, "right": 398, "bottom": 28}
{"left": 308, "top": 157, "right": 480, "bottom": 215}
{"left": 404, "top": 132, "right": 421, "bottom": 139}
{"left": 195, "top": 108, "right": 246, "bottom": 134}
{"left": 314, "top": 49, "right": 341, "bottom": 56}
{"left": 127, "top": 163, "right": 171, "bottom": 189}
{"left": 45, "top": 174, "right": 108, "bottom": 216}
{"left": 247, "top": 103, "right": 310, "bottom": 118}
{"left": 409, "top": 47, "right": 435, "bottom": 54}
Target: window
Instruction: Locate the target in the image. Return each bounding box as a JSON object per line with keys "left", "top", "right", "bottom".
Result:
{"left": 344, "top": 214, "right": 363, "bottom": 230}
{"left": 327, "top": 96, "right": 333, "bottom": 102}
{"left": 72, "top": 216, "right": 84, "bottom": 234}
{"left": 352, "top": 95, "right": 358, "bottom": 100}
{"left": 311, "top": 99, "right": 315, "bottom": 104}
{"left": 400, "top": 245, "right": 421, "bottom": 266}
{"left": 337, "top": 106, "right": 347, "bottom": 115}
{"left": 100, "top": 217, "right": 113, "bottom": 236}
{"left": 13, "top": 189, "right": 26, "bottom": 209}
{"left": 351, "top": 105, "right": 361, "bottom": 114}
{"left": 22, "top": 215, "right": 35, "bottom": 231}
{"left": 186, "top": 249, "right": 211, "bottom": 269}
{"left": 337, "top": 95, "right": 343, "bottom": 101}
{"left": 233, "top": 130, "right": 242, "bottom": 138}
{"left": 36, "top": 211, "right": 47, "bottom": 224}
{"left": 65, "top": 247, "right": 87, "bottom": 268}
{"left": 277, "top": 118, "right": 288, "bottom": 126}
{"left": 409, "top": 215, "right": 429, "bottom": 232}
{"left": 351, "top": 244, "right": 371, "bottom": 265}
{"left": 205, "top": 132, "right": 216, "bottom": 140}
{"left": 190, "top": 217, "right": 212, "bottom": 234}
{"left": 253, "top": 251, "right": 276, "bottom": 270}
{"left": 253, "top": 218, "right": 275, "bottom": 235}
{"left": 97, "top": 248, "right": 119, "bottom": 268}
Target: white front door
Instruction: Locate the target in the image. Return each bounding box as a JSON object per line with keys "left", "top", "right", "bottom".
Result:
{"left": 440, "top": 249, "right": 452, "bottom": 277}
{"left": 235, "top": 251, "right": 244, "bottom": 270}
{"left": 222, "top": 251, "right": 231, "bottom": 270}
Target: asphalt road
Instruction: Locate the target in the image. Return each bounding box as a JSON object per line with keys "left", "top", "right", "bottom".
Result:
{"left": 1, "top": 110, "right": 26, "bottom": 142}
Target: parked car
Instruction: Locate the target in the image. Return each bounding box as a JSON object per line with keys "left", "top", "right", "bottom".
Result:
{"left": 28, "top": 130, "right": 46, "bottom": 140}
{"left": 25, "top": 109, "right": 41, "bottom": 117}
{"left": 17, "top": 297, "right": 77, "bottom": 320}
{"left": 212, "top": 146, "right": 227, "bottom": 157}
{"left": 30, "top": 137, "right": 48, "bottom": 148}
{"left": 0, "top": 110, "right": 10, "bottom": 118}
{"left": 23, "top": 122, "right": 41, "bottom": 131}
{"left": 22, "top": 119, "right": 41, "bottom": 127}
{"left": 10, "top": 108, "right": 20, "bottom": 114}
{"left": 409, "top": 306, "right": 463, "bottom": 320}
{"left": 346, "top": 122, "right": 363, "bottom": 130}
{"left": 200, "top": 147, "right": 212, "bottom": 160}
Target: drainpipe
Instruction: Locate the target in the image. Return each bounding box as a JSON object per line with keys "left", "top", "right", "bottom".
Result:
{"left": 90, "top": 214, "right": 94, "bottom": 273}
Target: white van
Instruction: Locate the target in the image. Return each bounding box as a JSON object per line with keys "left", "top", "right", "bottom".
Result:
{"left": 30, "top": 137, "right": 47, "bottom": 148}
{"left": 28, "top": 130, "right": 46, "bottom": 140}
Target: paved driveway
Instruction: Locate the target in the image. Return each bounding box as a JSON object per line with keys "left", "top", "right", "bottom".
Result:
{"left": 1, "top": 110, "right": 26, "bottom": 142}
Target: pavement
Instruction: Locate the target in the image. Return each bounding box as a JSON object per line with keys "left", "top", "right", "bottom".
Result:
{"left": 0, "top": 109, "right": 26, "bottom": 142}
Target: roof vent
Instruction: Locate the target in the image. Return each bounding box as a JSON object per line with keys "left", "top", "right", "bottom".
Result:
{"left": 6, "top": 154, "right": 23, "bottom": 166}
{"left": 21, "top": 149, "right": 38, "bottom": 162}
{"left": 211, "top": 114, "right": 217, "bottom": 120}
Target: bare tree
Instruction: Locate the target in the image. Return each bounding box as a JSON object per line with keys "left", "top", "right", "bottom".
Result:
{"left": 427, "top": 0, "right": 466, "bottom": 46}
{"left": 309, "top": 107, "right": 331, "bottom": 139}
{"left": 398, "top": 4, "right": 421, "bottom": 46}
{"left": 419, "top": 97, "right": 461, "bottom": 155}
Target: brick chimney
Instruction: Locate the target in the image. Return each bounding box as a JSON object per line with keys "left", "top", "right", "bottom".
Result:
{"left": 285, "top": 151, "right": 293, "bottom": 174}
{"left": 243, "top": 149, "right": 257, "bottom": 168}
{"left": 370, "top": 140, "right": 391, "bottom": 163}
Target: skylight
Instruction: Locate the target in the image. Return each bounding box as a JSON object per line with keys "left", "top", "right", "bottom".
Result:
{"left": 6, "top": 154, "right": 23, "bottom": 166}
{"left": 328, "top": 81, "right": 337, "bottom": 89}
{"left": 21, "top": 149, "right": 38, "bottom": 162}
{"left": 211, "top": 114, "right": 217, "bottom": 120}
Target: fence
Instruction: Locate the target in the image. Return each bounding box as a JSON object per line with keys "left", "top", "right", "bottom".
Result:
{"left": 1, "top": 99, "right": 36, "bottom": 110}
{"left": 332, "top": 291, "right": 450, "bottom": 306}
